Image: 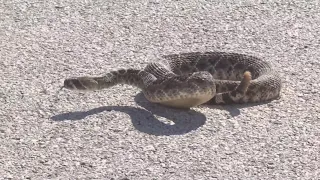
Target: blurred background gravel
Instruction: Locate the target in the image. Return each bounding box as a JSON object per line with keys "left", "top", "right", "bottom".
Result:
{"left": 0, "top": 0, "right": 319, "bottom": 179}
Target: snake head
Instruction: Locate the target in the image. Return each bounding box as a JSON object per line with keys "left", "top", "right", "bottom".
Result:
{"left": 63, "top": 77, "right": 99, "bottom": 91}
{"left": 63, "top": 78, "right": 78, "bottom": 90}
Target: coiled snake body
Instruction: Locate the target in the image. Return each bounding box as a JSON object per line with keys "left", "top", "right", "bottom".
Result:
{"left": 63, "top": 52, "right": 282, "bottom": 108}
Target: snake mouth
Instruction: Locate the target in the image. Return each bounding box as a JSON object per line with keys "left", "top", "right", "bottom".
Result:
{"left": 63, "top": 79, "right": 80, "bottom": 90}
{"left": 63, "top": 76, "right": 103, "bottom": 91}
{"left": 63, "top": 78, "right": 90, "bottom": 91}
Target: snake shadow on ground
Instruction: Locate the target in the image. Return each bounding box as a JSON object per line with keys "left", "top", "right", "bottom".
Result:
{"left": 51, "top": 91, "right": 275, "bottom": 135}
{"left": 51, "top": 93, "right": 207, "bottom": 136}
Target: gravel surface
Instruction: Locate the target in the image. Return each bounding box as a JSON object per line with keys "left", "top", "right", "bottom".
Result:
{"left": 1, "top": 0, "right": 319, "bottom": 179}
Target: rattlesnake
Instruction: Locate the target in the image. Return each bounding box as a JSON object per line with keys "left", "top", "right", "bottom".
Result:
{"left": 63, "top": 52, "right": 282, "bottom": 108}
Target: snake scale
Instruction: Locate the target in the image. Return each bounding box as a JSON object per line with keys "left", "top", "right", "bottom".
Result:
{"left": 63, "top": 52, "right": 282, "bottom": 108}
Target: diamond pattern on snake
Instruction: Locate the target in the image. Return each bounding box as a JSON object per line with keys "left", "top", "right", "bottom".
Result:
{"left": 63, "top": 52, "right": 282, "bottom": 108}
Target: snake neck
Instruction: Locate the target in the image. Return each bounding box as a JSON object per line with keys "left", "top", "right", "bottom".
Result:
{"left": 64, "top": 68, "right": 149, "bottom": 91}
{"left": 97, "top": 68, "right": 146, "bottom": 89}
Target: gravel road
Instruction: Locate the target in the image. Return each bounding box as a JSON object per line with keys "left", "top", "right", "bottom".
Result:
{"left": 1, "top": 0, "right": 319, "bottom": 179}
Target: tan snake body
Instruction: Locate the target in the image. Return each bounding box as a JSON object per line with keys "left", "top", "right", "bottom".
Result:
{"left": 63, "top": 52, "right": 282, "bottom": 108}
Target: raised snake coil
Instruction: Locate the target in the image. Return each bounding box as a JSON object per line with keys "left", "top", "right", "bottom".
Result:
{"left": 63, "top": 52, "right": 282, "bottom": 108}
